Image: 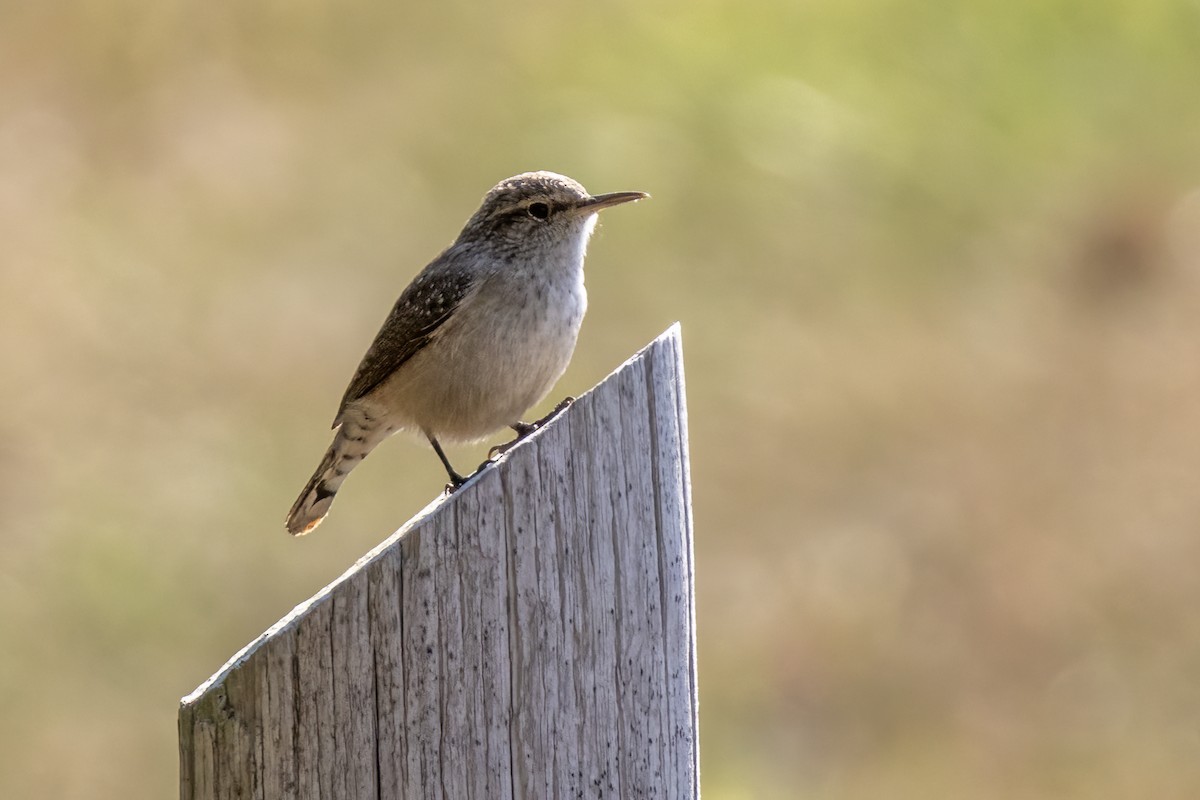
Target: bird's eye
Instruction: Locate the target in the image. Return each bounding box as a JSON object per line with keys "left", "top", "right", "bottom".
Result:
{"left": 527, "top": 202, "right": 551, "bottom": 220}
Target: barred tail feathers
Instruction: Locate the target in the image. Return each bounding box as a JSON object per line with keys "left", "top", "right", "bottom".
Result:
{"left": 285, "top": 414, "right": 386, "bottom": 535}
{"left": 285, "top": 448, "right": 340, "bottom": 535}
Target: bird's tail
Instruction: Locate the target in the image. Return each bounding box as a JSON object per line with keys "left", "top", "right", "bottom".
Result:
{"left": 285, "top": 414, "right": 388, "bottom": 535}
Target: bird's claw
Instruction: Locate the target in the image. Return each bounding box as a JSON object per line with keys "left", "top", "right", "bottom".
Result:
{"left": 487, "top": 440, "right": 518, "bottom": 460}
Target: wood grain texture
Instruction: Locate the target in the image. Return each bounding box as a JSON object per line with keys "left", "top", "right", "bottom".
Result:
{"left": 179, "top": 325, "right": 698, "bottom": 799}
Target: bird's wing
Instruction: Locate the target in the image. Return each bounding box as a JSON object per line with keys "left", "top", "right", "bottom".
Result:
{"left": 333, "top": 257, "right": 478, "bottom": 426}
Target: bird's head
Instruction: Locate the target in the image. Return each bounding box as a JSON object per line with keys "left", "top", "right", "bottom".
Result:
{"left": 459, "top": 171, "right": 647, "bottom": 257}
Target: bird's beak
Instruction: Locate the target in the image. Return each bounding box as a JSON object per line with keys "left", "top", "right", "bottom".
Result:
{"left": 576, "top": 191, "right": 649, "bottom": 215}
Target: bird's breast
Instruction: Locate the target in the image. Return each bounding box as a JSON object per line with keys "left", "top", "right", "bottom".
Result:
{"left": 478, "top": 257, "right": 587, "bottom": 366}
{"left": 370, "top": 255, "right": 587, "bottom": 442}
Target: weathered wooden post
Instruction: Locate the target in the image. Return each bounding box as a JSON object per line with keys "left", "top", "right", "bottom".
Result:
{"left": 178, "top": 325, "right": 698, "bottom": 799}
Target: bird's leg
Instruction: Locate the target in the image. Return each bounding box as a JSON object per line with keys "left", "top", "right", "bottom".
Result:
{"left": 487, "top": 396, "right": 576, "bottom": 459}
{"left": 427, "top": 435, "right": 467, "bottom": 492}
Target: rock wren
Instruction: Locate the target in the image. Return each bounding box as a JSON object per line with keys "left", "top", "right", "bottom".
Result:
{"left": 286, "top": 171, "right": 647, "bottom": 535}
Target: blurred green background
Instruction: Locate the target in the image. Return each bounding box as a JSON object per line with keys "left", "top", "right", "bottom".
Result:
{"left": 3, "top": 1, "right": 1200, "bottom": 797}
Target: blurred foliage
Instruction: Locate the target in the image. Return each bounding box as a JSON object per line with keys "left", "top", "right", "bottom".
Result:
{"left": 3, "top": 0, "right": 1200, "bottom": 797}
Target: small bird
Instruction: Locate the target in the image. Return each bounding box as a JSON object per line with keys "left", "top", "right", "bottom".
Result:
{"left": 286, "top": 171, "right": 647, "bottom": 535}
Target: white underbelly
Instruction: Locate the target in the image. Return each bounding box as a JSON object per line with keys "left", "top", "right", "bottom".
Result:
{"left": 363, "top": 276, "right": 586, "bottom": 442}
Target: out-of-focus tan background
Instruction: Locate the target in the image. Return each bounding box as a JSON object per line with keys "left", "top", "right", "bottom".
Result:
{"left": 3, "top": 2, "right": 1200, "bottom": 797}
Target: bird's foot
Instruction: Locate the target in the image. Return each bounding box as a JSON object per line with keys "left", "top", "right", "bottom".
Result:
{"left": 540, "top": 395, "right": 576, "bottom": 423}
{"left": 442, "top": 469, "right": 468, "bottom": 495}
{"left": 486, "top": 440, "right": 519, "bottom": 460}
{"left": 487, "top": 396, "right": 576, "bottom": 460}
{"left": 510, "top": 420, "right": 538, "bottom": 438}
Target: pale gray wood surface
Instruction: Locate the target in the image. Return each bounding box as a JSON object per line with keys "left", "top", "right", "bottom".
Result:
{"left": 179, "top": 324, "right": 698, "bottom": 799}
